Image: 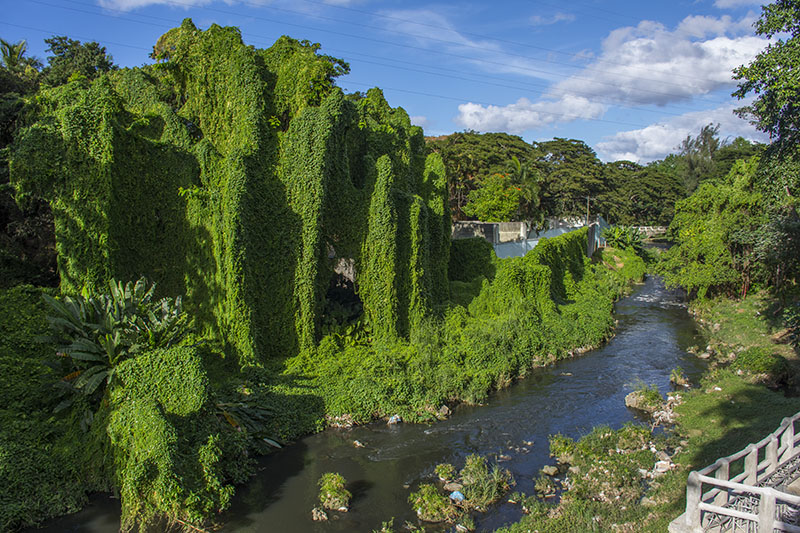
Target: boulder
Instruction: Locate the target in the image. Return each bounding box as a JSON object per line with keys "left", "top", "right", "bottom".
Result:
{"left": 625, "top": 391, "right": 659, "bottom": 413}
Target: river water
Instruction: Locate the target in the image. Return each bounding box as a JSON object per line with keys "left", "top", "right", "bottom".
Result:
{"left": 35, "top": 275, "right": 705, "bottom": 532}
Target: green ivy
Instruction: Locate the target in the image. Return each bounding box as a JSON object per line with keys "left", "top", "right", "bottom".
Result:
{"left": 10, "top": 20, "right": 450, "bottom": 365}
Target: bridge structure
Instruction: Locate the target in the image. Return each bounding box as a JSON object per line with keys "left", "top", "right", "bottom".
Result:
{"left": 669, "top": 412, "right": 800, "bottom": 533}
{"left": 632, "top": 225, "right": 668, "bottom": 238}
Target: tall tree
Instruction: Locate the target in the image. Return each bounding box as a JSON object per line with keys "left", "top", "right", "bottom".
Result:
{"left": 427, "top": 131, "right": 537, "bottom": 220}
{"left": 41, "top": 35, "right": 116, "bottom": 87}
{"left": 0, "top": 39, "right": 27, "bottom": 71}
{"left": 680, "top": 123, "right": 721, "bottom": 192}
{"left": 603, "top": 161, "right": 684, "bottom": 225}
{"left": 535, "top": 138, "right": 606, "bottom": 220}
{"left": 733, "top": 0, "right": 800, "bottom": 152}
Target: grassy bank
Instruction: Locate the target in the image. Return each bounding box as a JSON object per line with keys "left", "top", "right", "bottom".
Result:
{"left": 496, "top": 290, "right": 800, "bottom": 533}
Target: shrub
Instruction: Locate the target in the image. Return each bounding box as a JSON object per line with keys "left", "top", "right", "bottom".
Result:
{"left": 602, "top": 226, "right": 644, "bottom": 254}
{"left": 670, "top": 366, "right": 689, "bottom": 387}
{"left": 459, "top": 454, "right": 514, "bottom": 510}
{"left": 108, "top": 346, "right": 251, "bottom": 530}
{"left": 40, "top": 277, "right": 189, "bottom": 413}
{"left": 408, "top": 483, "right": 456, "bottom": 522}
{"left": 635, "top": 382, "right": 663, "bottom": 411}
{"left": 318, "top": 472, "right": 351, "bottom": 511}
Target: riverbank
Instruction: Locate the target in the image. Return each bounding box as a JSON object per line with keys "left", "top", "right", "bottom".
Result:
{"left": 1, "top": 231, "right": 648, "bottom": 531}
{"left": 497, "top": 290, "right": 800, "bottom": 533}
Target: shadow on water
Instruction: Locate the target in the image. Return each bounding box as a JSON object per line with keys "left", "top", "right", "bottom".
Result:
{"left": 31, "top": 276, "right": 708, "bottom": 532}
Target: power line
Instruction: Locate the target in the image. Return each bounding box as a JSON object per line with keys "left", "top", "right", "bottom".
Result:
{"left": 2, "top": 9, "right": 739, "bottom": 134}
{"left": 38, "top": 0, "right": 740, "bottom": 114}
{"left": 0, "top": 21, "right": 150, "bottom": 51}
{"left": 54, "top": 0, "right": 738, "bottom": 107}
{"left": 255, "top": 0, "right": 733, "bottom": 87}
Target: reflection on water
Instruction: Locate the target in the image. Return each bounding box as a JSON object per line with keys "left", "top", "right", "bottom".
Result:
{"left": 33, "top": 276, "right": 704, "bottom": 532}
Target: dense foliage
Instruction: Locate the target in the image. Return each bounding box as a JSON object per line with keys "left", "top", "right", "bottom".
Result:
{"left": 41, "top": 278, "right": 189, "bottom": 414}
{"left": 2, "top": 19, "right": 652, "bottom": 533}
{"left": 10, "top": 20, "right": 450, "bottom": 367}
{"left": 733, "top": 0, "right": 800, "bottom": 152}
{"left": 660, "top": 0, "right": 800, "bottom": 302}
{"left": 659, "top": 157, "right": 765, "bottom": 299}
{"left": 428, "top": 131, "right": 686, "bottom": 225}
{"left": 283, "top": 230, "right": 646, "bottom": 424}
{"left": 462, "top": 172, "right": 522, "bottom": 222}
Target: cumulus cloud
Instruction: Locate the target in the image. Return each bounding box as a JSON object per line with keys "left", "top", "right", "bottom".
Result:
{"left": 595, "top": 103, "right": 769, "bottom": 162}
{"left": 454, "top": 95, "right": 607, "bottom": 133}
{"left": 550, "top": 14, "right": 766, "bottom": 107}
{"left": 530, "top": 13, "right": 575, "bottom": 26}
{"left": 410, "top": 115, "right": 429, "bottom": 127}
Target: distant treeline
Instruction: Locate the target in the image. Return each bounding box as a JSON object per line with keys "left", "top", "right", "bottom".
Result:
{"left": 427, "top": 128, "right": 762, "bottom": 226}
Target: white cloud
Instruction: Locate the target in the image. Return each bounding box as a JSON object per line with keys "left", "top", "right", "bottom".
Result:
{"left": 550, "top": 15, "right": 767, "bottom": 107}
{"left": 410, "top": 115, "right": 429, "bottom": 127}
{"left": 454, "top": 95, "right": 607, "bottom": 133}
{"left": 380, "top": 9, "right": 560, "bottom": 81}
{"left": 530, "top": 13, "right": 575, "bottom": 26}
{"left": 595, "top": 103, "right": 769, "bottom": 163}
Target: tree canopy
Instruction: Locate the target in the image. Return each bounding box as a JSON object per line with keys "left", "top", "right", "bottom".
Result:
{"left": 734, "top": 0, "right": 800, "bottom": 151}
{"left": 40, "top": 35, "right": 116, "bottom": 87}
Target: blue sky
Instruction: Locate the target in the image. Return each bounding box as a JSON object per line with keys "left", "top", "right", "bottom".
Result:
{"left": 3, "top": 0, "right": 772, "bottom": 162}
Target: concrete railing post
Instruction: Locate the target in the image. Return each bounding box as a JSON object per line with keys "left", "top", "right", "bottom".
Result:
{"left": 714, "top": 459, "right": 730, "bottom": 507}
{"left": 745, "top": 444, "right": 758, "bottom": 485}
{"left": 767, "top": 436, "right": 779, "bottom": 475}
{"left": 686, "top": 471, "right": 702, "bottom": 529}
{"left": 759, "top": 490, "right": 777, "bottom": 532}
{"left": 781, "top": 417, "right": 794, "bottom": 462}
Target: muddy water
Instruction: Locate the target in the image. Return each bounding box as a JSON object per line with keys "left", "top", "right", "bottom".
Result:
{"left": 35, "top": 275, "right": 705, "bottom": 532}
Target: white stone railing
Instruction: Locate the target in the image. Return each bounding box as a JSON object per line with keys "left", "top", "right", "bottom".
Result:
{"left": 670, "top": 413, "right": 800, "bottom": 532}
{"left": 632, "top": 225, "right": 667, "bottom": 237}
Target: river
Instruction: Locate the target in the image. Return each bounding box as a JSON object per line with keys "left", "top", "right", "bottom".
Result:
{"left": 34, "top": 275, "right": 705, "bottom": 532}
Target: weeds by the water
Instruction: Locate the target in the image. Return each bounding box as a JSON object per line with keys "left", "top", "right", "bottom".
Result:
{"left": 318, "top": 472, "right": 351, "bottom": 511}
{"left": 408, "top": 483, "right": 457, "bottom": 522}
